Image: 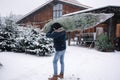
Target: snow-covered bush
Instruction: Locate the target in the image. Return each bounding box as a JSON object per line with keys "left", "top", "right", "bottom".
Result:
{"left": 95, "top": 33, "right": 114, "bottom": 52}
{"left": 0, "top": 16, "right": 17, "bottom": 51}
{"left": 14, "top": 26, "right": 54, "bottom": 56}
{"left": 0, "top": 15, "right": 54, "bottom": 56}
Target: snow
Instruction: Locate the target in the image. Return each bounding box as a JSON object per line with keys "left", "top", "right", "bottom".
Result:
{"left": 0, "top": 45, "right": 120, "bottom": 80}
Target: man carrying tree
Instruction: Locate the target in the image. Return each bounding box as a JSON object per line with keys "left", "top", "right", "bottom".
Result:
{"left": 46, "top": 23, "right": 66, "bottom": 80}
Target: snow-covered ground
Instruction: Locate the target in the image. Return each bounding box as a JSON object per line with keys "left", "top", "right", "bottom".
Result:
{"left": 0, "top": 45, "right": 120, "bottom": 80}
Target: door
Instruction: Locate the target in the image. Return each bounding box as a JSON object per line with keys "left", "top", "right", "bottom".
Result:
{"left": 116, "top": 24, "right": 120, "bottom": 37}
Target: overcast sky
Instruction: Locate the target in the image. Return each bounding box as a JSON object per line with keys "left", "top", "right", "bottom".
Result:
{"left": 0, "top": 0, "right": 120, "bottom": 17}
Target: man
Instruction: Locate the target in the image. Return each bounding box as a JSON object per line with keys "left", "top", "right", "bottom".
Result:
{"left": 46, "top": 23, "right": 66, "bottom": 80}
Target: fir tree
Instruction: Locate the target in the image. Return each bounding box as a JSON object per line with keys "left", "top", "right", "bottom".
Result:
{"left": 0, "top": 14, "right": 54, "bottom": 56}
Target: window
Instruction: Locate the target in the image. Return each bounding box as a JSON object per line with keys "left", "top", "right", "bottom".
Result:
{"left": 53, "top": 4, "right": 63, "bottom": 19}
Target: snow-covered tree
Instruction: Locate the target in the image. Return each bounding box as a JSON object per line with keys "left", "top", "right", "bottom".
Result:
{"left": 14, "top": 26, "right": 54, "bottom": 56}
{"left": 43, "top": 13, "right": 114, "bottom": 33}
{"left": 0, "top": 14, "right": 54, "bottom": 56}
{"left": 95, "top": 33, "right": 114, "bottom": 52}
{"left": 0, "top": 14, "right": 18, "bottom": 51}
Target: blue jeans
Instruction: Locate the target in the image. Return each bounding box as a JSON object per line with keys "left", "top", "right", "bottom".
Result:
{"left": 53, "top": 50, "right": 66, "bottom": 75}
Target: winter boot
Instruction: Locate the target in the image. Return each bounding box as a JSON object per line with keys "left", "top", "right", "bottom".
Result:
{"left": 57, "top": 73, "right": 64, "bottom": 79}
{"left": 48, "top": 75, "right": 58, "bottom": 80}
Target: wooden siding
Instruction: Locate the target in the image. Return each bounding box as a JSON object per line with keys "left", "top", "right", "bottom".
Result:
{"left": 63, "top": 3, "right": 85, "bottom": 14}
{"left": 116, "top": 24, "right": 120, "bottom": 37}
{"left": 22, "top": 5, "right": 53, "bottom": 29}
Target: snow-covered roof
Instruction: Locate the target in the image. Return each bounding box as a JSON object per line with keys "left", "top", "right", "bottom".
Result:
{"left": 17, "top": 0, "right": 90, "bottom": 23}
{"left": 59, "top": 0, "right": 90, "bottom": 8}
{"left": 16, "top": 0, "right": 52, "bottom": 23}
{"left": 63, "top": 5, "right": 120, "bottom": 16}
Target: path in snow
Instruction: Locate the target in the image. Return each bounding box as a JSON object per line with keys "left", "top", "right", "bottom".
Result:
{"left": 0, "top": 46, "right": 120, "bottom": 80}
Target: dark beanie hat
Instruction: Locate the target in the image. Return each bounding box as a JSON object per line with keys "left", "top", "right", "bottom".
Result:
{"left": 51, "top": 23, "right": 62, "bottom": 29}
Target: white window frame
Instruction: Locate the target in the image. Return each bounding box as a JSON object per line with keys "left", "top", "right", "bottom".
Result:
{"left": 53, "top": 4, "right": 63, "bottom": 19}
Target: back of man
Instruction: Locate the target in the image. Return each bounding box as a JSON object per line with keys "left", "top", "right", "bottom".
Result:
{"left": 46, "top": 23, "right": 66, "bottom": 80}
{"left": 53, "top": 30, "right": 66, "bottom": 51}
{"left": 46, "top": 23, "right": 66, "bottom": 51}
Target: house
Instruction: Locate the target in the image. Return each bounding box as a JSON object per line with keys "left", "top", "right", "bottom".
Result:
{"left": 64, "top": 5, "right": 120, "bottom": 50}
{"left": 16, "top": 0, "right": 90, "bottom": 29}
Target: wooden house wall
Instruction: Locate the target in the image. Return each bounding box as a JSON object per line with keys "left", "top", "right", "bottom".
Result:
{"left": 63, "top": 3, "right": 85, "bottom": 14}
{"left": 22, "top": 5, "right": 53, "bottom": 29}
{"left": 19, "top": 2, "right": 87, "bottom": 29}
{"left": 83, "top": 22, "right": 120, "bottom": 39}
{"left": 116, "top": 17, "right": 120, "bottom": 37}
{"left": 116, "top": 24, "right": 120, "bottom": 37}
{"left": 33, "top": 5, "right": 53, "bottom": 29}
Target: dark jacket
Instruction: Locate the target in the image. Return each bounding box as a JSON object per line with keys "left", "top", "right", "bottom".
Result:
{"left": 46, "top": 29, "right": 66, "bottom": 51}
